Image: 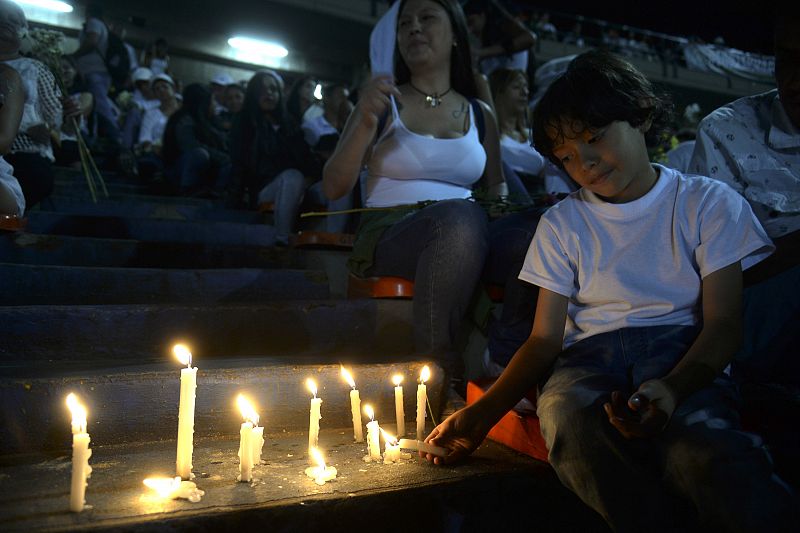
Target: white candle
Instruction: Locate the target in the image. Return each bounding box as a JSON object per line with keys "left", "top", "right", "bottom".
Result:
{"left": 363, "top": 404, "right": 381, "bottom": 462}
{"left": 416, "top": 365, "right": 430, "bottom": 440}
{"left": 306, "top": 379, "right": 322, "bottom": 459}
{"left": 340, "top": 367, "right": 363, "bottom": 442}
{"left": 380, "top": 428, "right": 404, "bottom": 463}
{"left": 66, "top": 393, "right": 92, "bottom": 513}
{"left": 304, "top": 447, "right": 337, "bottom": 485}
{"left": 398, "top": 438, "right": 448, "bottom": 458}
{"left": 392, "top": 374, "right": 405, "bottom": 437}
{"left": 236, "top": 394, "right": 262, "bottom": 483}
{"left": 143, "top": 476, "right": 205, "bottom": 503}
{"left": 173, "top": 344, "right": 197, "bottom": 480}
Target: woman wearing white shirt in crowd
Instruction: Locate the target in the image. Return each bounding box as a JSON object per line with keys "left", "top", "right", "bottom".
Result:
{"left": 489, "top": 68, "right": 574, "bottom": 203}
{"left": 138, "top": 73, "right": 179, "bottom": 153}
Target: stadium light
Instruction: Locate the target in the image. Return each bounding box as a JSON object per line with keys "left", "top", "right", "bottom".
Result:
{"left": 14, "top": 0, "right": 73, "bottom": 13}
{"left": 227, "top": 36, "right": 288, "bottom": 58}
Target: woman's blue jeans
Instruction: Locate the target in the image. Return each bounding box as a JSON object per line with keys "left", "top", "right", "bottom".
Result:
{"left": 537, "top": 325, "right": 795, "bottom": 532}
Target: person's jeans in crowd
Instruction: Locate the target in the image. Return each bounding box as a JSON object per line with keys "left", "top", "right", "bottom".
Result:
{"left": 121, "top": 106, "right": 143, "bottom": 150}
{"left": 537, "top": 325, "right": 796, "bottom": 532}
{"left": 257, "top": 168, "right": 306, "bottom": 245}
{"left": 84, "top": 72, "right": 121, "bottom": 147}
{"left": 171, "top": 147, "right": 231, "bottom": 196}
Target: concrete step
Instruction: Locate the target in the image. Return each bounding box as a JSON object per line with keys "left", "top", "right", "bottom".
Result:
{"left": 44, "top": 190, "right": 222, "bottom": 206}
{"left": 0, "top": 233, "right": 299, "bottom": 269}
{"left": 24, "top": 212, "right": 277, "bottom": 246}
{"left": 0, "top": 359, "right": 442, "bottom": 453}
{"left": 0, "top": 263, "right": 329, "bottom": 305}
{"left": 0, "top": 300, "right": 414, "bottom": 372}
{"left": 0, "top": 432, "right": 608, "bottom": 532}
{"left": 40, "top": 197, "right": 264, "bottom": 224}
{"left": 53, "top": 178, "right": 148, "bottom": 196}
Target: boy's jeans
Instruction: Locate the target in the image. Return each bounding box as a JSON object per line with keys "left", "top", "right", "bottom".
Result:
{"left": 537, "top": 325, "right": 795, "bottom": 532}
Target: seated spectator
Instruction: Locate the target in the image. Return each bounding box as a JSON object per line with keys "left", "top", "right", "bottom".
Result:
{"left": 218, "top": 83, "right": 244, "bottom": 131}
{"left": 0, "top": 0, "right": 62, "bottom": 209}
{"left": 301, "top": 83, "right": 353, "bottom": 156}
{"left": 72, "top": 3, "right": 120, "bottom": 151}
{"left": 464, "top": 0, "right": 536, "bottom": 77}
{"left": 161, "top": 83, "right": 229, "bottom": 197}
{"left": 534, "top": 12, "right": 557, "bottom": 41}
{"left": 286, "top": 75, "right": 322, "bottom": 125}
{"left": 489, "top": 68, "right": 574, "bottom": 202}
{"left": 562, "top": 22, "right": 585, "bottom": 48}
{"left": 56, "top": 55, "right": 93, "bottom": 167}
{"left": 210, "top": 72, "right": 233, "bottom": 116}
{"left": 141, "top": 38, "right": 169, "bottom": 76}
{"left": 0, "top": 63, "right": 25, "bottom": 216}
{"left": 229, "top": 70, "right": 326, "bottom": 243}
{"left": 136, "top": 73, "right": 179, "bottom": 179}
{"left": 689, "top": 7, "right": 800, "bottom": 382}
{"left": 121, "top": 67, "right": 158, "bottom": 150}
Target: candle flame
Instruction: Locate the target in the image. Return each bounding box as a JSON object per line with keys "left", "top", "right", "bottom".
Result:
{"left": 173, "top": 344, "right": 192, "bottom": 367}
{"left": 236, "top": 394, "right": 259, "bottom": 426}
{"left": 364, "top": 404, "right": 374, "bottom": 421}
{"left": 306, "top": 378, "right": 317, "bottom": 398}
{"left": 340, "top": 366, "right": 356, "bottom": 389}
{"left": 420, "top": 365, "right": 430, "bottom": 384}
{"left": 65, "top": 393, "right": 87, "bottom": 433}
{"left": 392, "top": 374, "right": 403, "bottom": 386}
{"left": 310, "top": 446, "right": 326, "bottom": 469}
{"left": 143, "top": 476, "right": 181, "bottom": 498}
{"left": 379, "top": 427, "right": 397, "bottom": 446}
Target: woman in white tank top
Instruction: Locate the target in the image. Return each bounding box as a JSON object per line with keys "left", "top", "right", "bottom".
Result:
{"left": 324, "top": 0, "right": 542, "bottom": 398}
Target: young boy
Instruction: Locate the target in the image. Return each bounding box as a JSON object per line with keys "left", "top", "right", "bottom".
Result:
{"left": 425, "top": 50, "right": 795, "bottom": 531}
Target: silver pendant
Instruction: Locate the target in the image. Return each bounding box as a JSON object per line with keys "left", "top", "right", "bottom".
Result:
{"left": 426, "top": 94, "right": 441, "bottom": 108}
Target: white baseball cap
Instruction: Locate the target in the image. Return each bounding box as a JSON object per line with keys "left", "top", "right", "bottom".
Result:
{"left": 211, "top": 72, "right": 234, "bottom": 86}
{"left": 132, "top": 67, "right": 153, "bottom": 83}
{"left": 151, "top": 73, "right": 175, "bottom": 87}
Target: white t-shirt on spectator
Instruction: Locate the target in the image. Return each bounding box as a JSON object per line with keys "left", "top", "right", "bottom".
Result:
{"left": 519, "top": 164, "right": 773, "bottom": 349}
{"left": 500, "top": 134, "right": 575, "bottom": 195}
{"left": 302, "top": 114, "right": 337, "bottom": 148}
{"left": 138, "top": 107, "right": 168, "bottom": 146}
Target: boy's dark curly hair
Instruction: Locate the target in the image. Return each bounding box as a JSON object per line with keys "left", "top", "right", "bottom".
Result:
{"left": 532, "top": 49, "right": 673, "bottom": 167}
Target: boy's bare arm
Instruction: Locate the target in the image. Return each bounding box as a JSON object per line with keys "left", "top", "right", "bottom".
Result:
{"left": 662, "top": 261, "right": 743, "bottom": 401}
{"left": 424, "top": 288, "right": 567, "bottom": 464}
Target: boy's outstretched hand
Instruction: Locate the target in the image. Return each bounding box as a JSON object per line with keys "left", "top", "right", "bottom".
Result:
{"left": 422, "top": 405, "right": 492, "bottom": 465}
{"left": 604, "top": 379, "right": 677, "bottom": 439}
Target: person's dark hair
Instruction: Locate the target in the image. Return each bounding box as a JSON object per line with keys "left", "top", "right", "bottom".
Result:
{"left": 395, "top": 0, "right": 478, "bottom": 99}
{"left": 285, "top": 75, "right": 315, "bottom": 125}
{"left": 488, "top": 67, "right": 526, "bottom": 101}
{"left": 162, "top": 83, "right": 221, "bottom": 163}
{"left": 241, "top": 71, "right": 288, "bottom": 128}
{"left": 532, "top": 49, "right": 673, "bottom": 165}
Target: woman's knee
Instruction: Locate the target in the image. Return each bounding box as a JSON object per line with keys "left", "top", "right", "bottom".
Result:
{"left": 428, "top": 199, "right": 488, "bottom": 253}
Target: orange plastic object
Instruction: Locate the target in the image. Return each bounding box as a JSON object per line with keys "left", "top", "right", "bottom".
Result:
{"left": 257, "top": 202, "right": 275, "bottom": 213}
{"left": 0, "top": 215, "right": 26, "bottom": 232}
{"left": 347, "top": 273, "right": 414, "bottom": 299}
{"left": 466, "top": 380, "right": 549, "bottom": 462}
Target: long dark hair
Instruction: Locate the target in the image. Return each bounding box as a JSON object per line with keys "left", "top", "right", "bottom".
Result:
{"left": 394, "top": 0, "right": 478, "bottom": 99}
{"left": 162, "top": 83, "right": 221, "bottom": 163}
{"left": 532, "top": 49, "right": 673, "bottom": 165}
{"left": 285, "top": 75, "right": 314, "bottom": 126}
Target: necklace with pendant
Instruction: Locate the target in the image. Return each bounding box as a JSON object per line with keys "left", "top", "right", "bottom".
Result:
{"left": 408, "top": 81, "right": 452, "bottom": 108}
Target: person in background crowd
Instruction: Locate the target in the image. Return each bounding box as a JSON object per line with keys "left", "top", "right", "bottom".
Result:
{"left": 0, "top": 0, "right": 63, "bottom": 210}
{"left": 286, "top": 75, "right": 322, "bottom": 126}
{"left": 463, "top": 0, "right": 536, "bottom": 77}
{"left": 73, "top": 3, "right": 121, "bottom": 150}
{"left": 141, "top": 37, "right": 169, "bottom": 76}
{"left": 55, "top": 55, "right": 93, "bottom": 167}
{"left": 161, "top": 83, "right": 229, "bottom": 197}
{"left": 0, "top": 63, "right": 25, "bottom": 216}
{"left": 489, "top": 67, "right": 574, "bottom": 203}
{"left": 218, "top": 83, "right": 244, "bottom": 130}
{"left": 302, "top": 83, "right": 353, "bottom": 155}
{"left": 209, "top": 71, "right": 233, "bottom": 116}
{"left": 121, "top": 67, "right": 158, "bottom": 150}
{"left": 136, "top": 73, "right": 179, "bottom": 179}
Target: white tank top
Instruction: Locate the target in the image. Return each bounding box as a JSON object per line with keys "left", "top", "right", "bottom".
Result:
{"left": 365, "top": 96, "right": 487, "bottom": 207}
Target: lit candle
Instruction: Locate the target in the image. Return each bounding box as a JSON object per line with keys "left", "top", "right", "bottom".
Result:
{"left": 416, "top": 365, "right": 430, "bottom": 440}
{"left": 398, "top": 438, "right": 448, "bottom": 458}
{"left": 173, "top": 344, "right": 197, "bottom": 480}
{"left": 143, "top": 476, "right": 205, "bottom": 502}
{"left": 304, "top": 447, "right": 337, "bottom": 485}
{"left": 306, "top": 378, "right": 322, "bottom": 459}
{"left": 392, "top": 374, "right": 405, "bottom": 437}
{"left": 363, "top": 404, "right": 381, "bottom": 462}
{"left": 380, "top": 428, "right": 404, "bottom": 463}
{"left": 66, "top": 393, "right": 92, "bottom": 513}
{"left": 340, "top": 366, "right": 363, "bottom": 442}
{"left": 236, "top": 394, "right": 263, "bottom": 483}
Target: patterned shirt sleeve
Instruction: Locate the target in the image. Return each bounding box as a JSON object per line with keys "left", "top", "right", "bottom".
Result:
{"left": 35, "top": 61, "right": 62, "bottom": 131}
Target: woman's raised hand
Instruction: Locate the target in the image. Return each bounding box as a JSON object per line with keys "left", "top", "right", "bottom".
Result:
{"left": 354, "top": 75, "right": 400, "bottom": 130}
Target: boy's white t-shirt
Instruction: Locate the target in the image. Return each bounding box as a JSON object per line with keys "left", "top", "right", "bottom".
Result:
{"left": 520, "top": 164, "right": 774, "bottom": 349}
